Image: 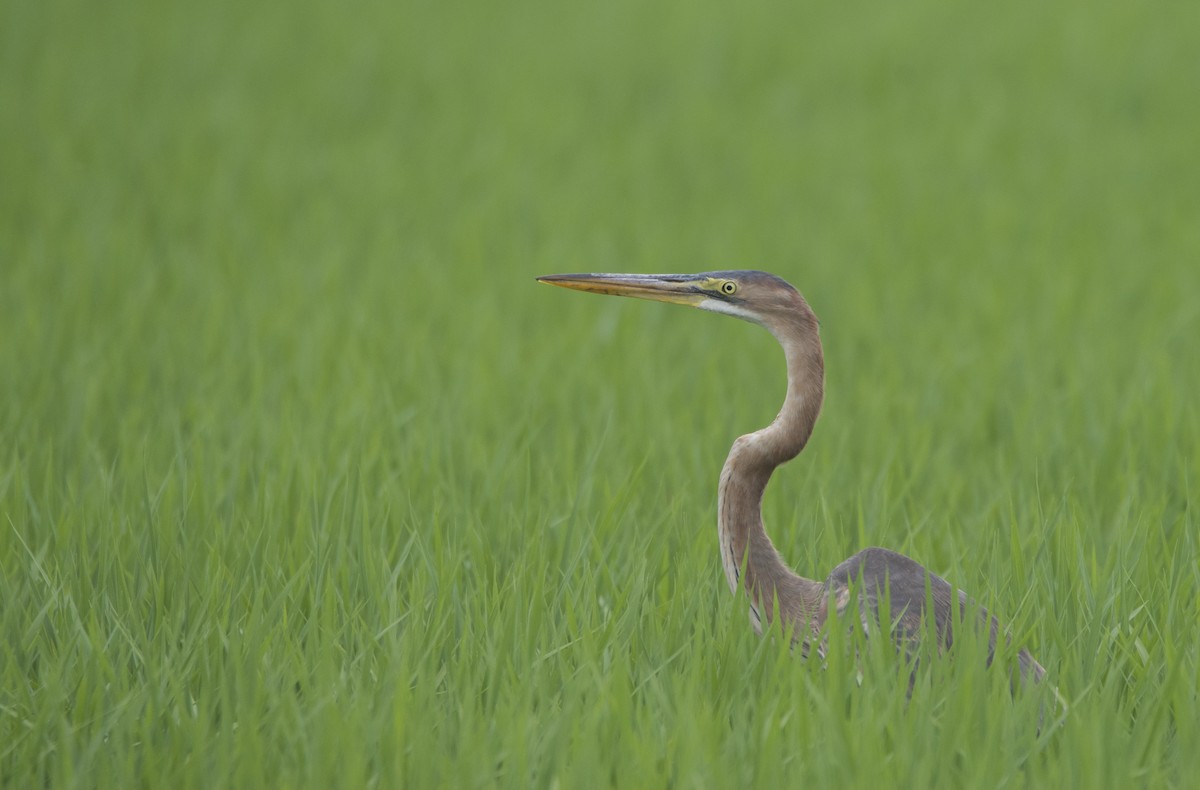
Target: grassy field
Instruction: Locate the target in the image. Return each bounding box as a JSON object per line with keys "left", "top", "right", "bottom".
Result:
{"left": 3, "top": 0, "right": 1198, "bottom": 785}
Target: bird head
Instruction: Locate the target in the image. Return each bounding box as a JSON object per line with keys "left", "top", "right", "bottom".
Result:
{"left": 536, "top": 271, "right": 817, "bottom": 334}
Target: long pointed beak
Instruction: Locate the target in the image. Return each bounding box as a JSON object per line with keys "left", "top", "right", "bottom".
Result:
{"left": 536, "top": 273, "right": 705, "bottom": 306}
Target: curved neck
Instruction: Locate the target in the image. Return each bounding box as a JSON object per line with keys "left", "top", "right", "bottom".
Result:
{"left": 717, "top": 312, "right": 826, "bottom": 629}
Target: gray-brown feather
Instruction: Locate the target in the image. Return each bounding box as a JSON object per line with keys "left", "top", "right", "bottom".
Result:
{"left": 824, "top": 547, "right": 1045, "bottom": 686}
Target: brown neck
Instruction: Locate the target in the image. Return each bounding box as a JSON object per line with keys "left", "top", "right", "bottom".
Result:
{"left": 717, "top": 311, "right": 826, "bottom": 630}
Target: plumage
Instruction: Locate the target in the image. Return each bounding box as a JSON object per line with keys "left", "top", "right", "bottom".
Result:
{"left": 539, "top": 270, "right": 1045, "bottom": 687}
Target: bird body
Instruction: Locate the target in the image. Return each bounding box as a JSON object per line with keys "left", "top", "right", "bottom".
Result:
{"left": 539, "top": 270, "right": 1045, "bottom": 685}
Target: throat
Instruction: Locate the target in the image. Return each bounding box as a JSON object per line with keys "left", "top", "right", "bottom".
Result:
{"left": 715, "top": 325, "right": 825, "bottom": 629}
{"left": 716, "top": 430, "right": 824, "bottom": 627}
{"left": 717, "top": 439, "right": 774, "bottom": 594}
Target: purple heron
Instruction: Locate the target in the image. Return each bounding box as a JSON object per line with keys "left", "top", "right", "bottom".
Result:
{"left": 538, "top": 270, "right": 1045, "bottom": 685}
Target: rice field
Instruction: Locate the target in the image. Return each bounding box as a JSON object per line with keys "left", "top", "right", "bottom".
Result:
{"left": 2, "top": 0, "right": 1198, "bottom": 786}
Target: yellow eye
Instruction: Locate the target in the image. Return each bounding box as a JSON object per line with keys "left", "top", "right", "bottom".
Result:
{"left": 721, "top": 281, "right": 737, "bottom": 295}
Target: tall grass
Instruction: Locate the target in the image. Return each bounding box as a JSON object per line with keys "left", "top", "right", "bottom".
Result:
{"left": 2, "top": 0, "right": 1198, "bottom": 785}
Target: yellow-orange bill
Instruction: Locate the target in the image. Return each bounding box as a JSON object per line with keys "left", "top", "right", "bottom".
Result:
{"left": 536, "top": 273, "right": 704, "bottom": 306}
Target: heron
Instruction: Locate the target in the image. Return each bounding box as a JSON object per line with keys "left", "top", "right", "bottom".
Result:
{"left": 538, "top": 270, "right": 1046, "bottom": 685}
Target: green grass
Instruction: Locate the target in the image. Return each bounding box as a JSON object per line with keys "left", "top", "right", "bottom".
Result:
{"left": 3, "top": 0, "right": 1198, "bottom": 785}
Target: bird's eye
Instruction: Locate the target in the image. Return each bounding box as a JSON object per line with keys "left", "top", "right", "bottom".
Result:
{"left": 721, "top": 281, "right": 737, "bottom": 295}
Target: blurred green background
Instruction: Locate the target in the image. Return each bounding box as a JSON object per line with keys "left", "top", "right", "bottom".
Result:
{"left": 2, "top": 0, "right": 1198, "bottom": 786}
